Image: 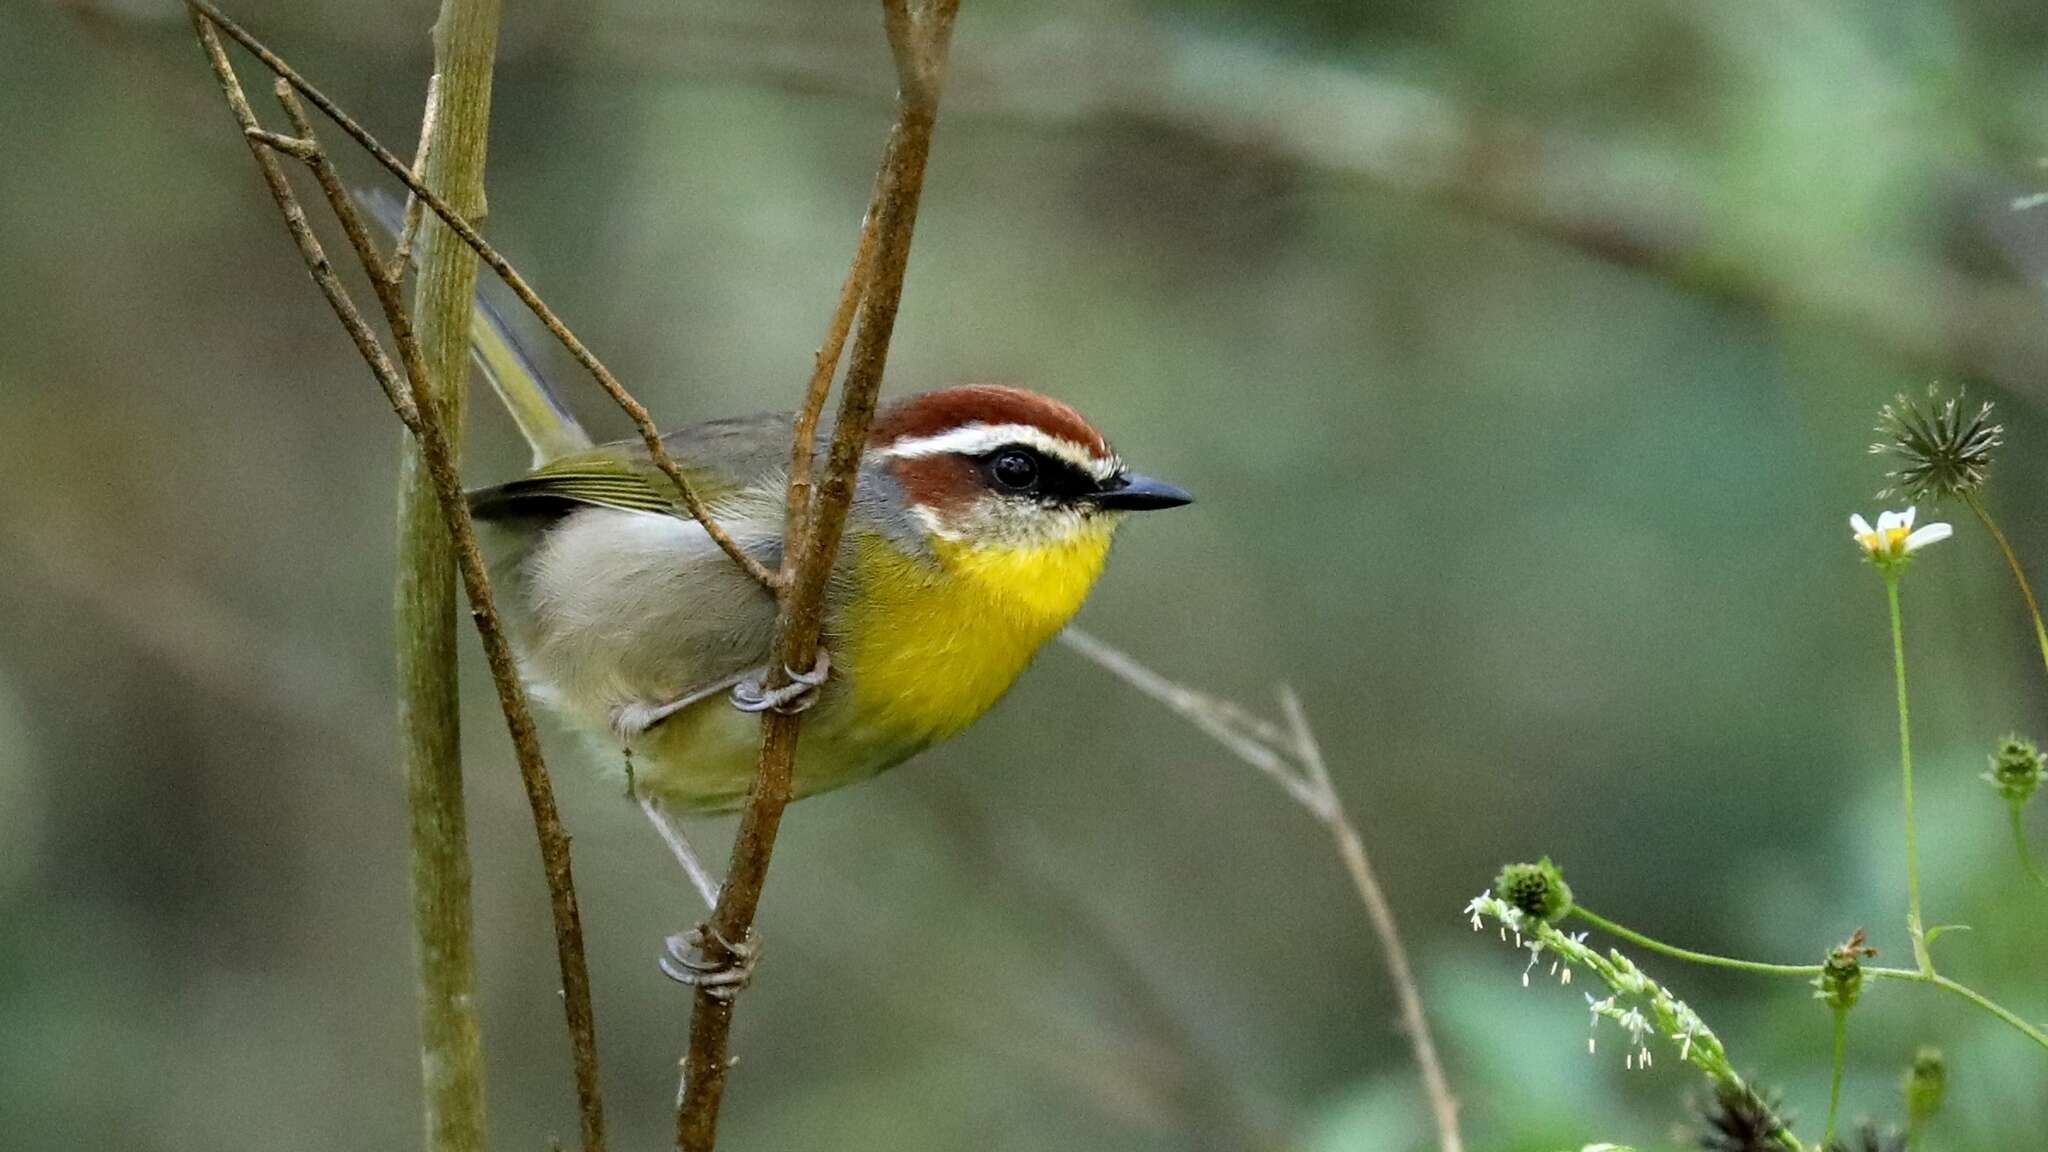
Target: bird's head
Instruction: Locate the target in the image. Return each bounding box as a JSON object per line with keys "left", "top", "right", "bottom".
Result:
{"left": 868, "top": 385, "right": 1191, "bottom": 560}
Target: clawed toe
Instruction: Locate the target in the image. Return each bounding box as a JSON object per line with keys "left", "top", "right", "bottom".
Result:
{"left": 660, "top": 924, "right": 760, "bottom": 1001}
{"left": 730, "top": 649, "right": 832, "bottom": 715}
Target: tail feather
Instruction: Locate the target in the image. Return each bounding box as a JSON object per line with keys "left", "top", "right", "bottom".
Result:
{"left": 355, "top": 188, "right": 595, "bottom": 466}
{"left": 468, "top": 293, "right": 595, "bottom": 465}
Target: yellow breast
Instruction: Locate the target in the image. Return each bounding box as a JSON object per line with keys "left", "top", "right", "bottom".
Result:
{"left": 840, "top": 524, "right": 1115, "bottom": 744}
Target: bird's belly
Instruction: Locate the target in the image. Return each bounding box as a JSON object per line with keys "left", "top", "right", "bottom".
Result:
{"left": 630, "top": 687, "right": 924, "bottom": 813}
{"left": 587, "top": 529, "right": 1112, "bottom": 813}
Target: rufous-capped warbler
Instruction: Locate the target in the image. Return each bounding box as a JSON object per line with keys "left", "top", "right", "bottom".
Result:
{"left": 464, "top": 299, "right": 1191, "bottom": 826}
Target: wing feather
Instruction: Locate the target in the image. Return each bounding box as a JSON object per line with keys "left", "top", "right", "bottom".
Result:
{"left": 468, "top": 413, "right": 803, "bottom": 522}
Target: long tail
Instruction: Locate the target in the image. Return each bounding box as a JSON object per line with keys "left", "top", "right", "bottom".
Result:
{"left": 467, "top": 291, "right": 593, "bottom": 465}
{"left": 358, "top": 189, "right": 594, "bottom": 466}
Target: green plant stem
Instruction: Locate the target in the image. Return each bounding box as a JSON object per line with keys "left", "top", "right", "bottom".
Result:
{"left": 1964, "top": 491, "right": 2048, "bottom": 682}
{"left": 1823, "top": 1007, "right": 1847, "bottom": 1149}
{"left": 1865, "top": 968, "right": 2048, "bottom": 1051}
{"left": 1568, "top": 908, "right": 1822, "bottom": 976}
{"left": 1572, "top": 907, "right": 2048, "bottom": 1052}
{"left": 2009, "top": 803, "right": 2048, "bottom": 892}
{"left": 400, "top": 3, "right": 500, "bottom": 1150}
{"left": 1885, "top": 572, "right": 1933, "bottom": 975}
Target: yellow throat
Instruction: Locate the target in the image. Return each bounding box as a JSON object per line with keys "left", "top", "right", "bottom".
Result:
{"left": 843, "top": 523, "right": 1116, "bottom": 744}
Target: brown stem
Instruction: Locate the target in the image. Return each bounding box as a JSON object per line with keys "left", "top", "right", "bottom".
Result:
{"left": 673, "top": 4, "right": 959, "bottom": 1149}
{"left": 186, "top": 0, "right": 776, "bottom": 591}
{"left": 190, "top": 15, "right": 607, "bottom": 1150}
{"left": 1964, "top": 491, "right": 2048, "bottom": 684}
{"left": 1278, "top": 691, "right": 1462, "bottom": 1152}
{"left": 782, "top": 166, "right": 886, "bottom": 581}
{"left": 1061, "top": 629, "right": 1463, "bottom": 1152}
{"left": 390, "top": 72, "right": 440, "bottom": 286}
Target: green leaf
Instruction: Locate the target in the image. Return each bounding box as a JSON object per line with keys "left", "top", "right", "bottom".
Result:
{"left": 1924, "top": 924, "right": 1972, "bottom": 946}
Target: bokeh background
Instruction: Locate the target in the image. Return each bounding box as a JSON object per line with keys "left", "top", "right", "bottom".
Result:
{"left": 6, "top": 0, "right": 2048, "bottom": 1148}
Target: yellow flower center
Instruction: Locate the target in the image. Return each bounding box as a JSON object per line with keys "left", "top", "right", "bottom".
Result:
{"left": 1858, "top": 526, "right": 1911, "bottom": 555}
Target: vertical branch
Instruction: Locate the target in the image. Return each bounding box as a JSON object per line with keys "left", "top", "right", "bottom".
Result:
{"left": 397, "top": 2, "right": 499, "bottom": 1150}
{"left": 187, "top": 8, "right": 608, "bottom": 1149}
{"left": 782, "top": 171, "right": 886, "bottom": 580}
{"left": 674, "top": 4, "right": 961, "bottom": 1149}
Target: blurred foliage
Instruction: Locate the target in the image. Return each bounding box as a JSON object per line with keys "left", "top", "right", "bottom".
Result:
{"left": 5, "top": 0, "right": 2048, "bottom": 1149}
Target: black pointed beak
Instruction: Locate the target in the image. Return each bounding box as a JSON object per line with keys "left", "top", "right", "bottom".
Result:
{"left": 1093, "top": 472, "right": 1193, "bottom": 511}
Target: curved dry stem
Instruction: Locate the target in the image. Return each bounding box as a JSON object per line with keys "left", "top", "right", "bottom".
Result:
{"left": 187, "top": 0, "right": 776, "bottom": 591}
{"left": 1062, "top": 629, "right": 1463, "bottom": 1152}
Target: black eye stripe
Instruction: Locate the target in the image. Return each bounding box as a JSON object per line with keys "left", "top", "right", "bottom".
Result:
{"left": 974, "top": 445, "right": 1100, "bottom": 501}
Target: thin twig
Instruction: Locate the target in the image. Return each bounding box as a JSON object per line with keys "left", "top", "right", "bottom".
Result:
{"left": 390, "top": 72, "right": 441, "bottom": 285}
{"left": 1058, "top": 629, "right": 1327, "bottom": 817}
{"left": 1275, "top": 688, "right": 1461, "bottom": 1152}
{"left": 673, "top": 4, "right": 959, "bottom": 1148}
{"left": 186, "top": 0, "right": 777, "bottom": 591}
{"left": 190, "top": 14, "right": 607, "bottom": 1149}
{"left": 782, "top": 166, "right": 886, "bottom": 581}
{"left": 1061, "top": 627, "right": 1464, "bottom": 1152}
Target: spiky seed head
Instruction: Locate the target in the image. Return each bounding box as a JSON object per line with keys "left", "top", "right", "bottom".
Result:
{"left": 1872, "top": 385, "right": 2002, "bottom": 505}
{"left": 1494, "top": 857, "right": 1572, "bottom": 922}
{"left": 1985, "top": 736, "right": 2043, "bottom": 807}
{"left": 1693, "top": 1084, "right": 1796, "bottom": 1152}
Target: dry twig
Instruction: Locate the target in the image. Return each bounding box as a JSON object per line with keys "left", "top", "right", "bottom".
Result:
{"left": 1060, "top": 627, "right": 1464, "bottom": 1152}
{"left": 671, "top": 3, "right": 962, "bottom": 1148}
{"left": 188, "top": 0, "right": 775, "bottom": 590}
{"left": 188, "top": 10, "right": 607, "bottom": 1149}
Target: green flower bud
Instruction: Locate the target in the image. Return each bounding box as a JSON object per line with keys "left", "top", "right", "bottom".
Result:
{"left": 1903, "top": 1046, "right": 1945, "bottom": 1129}
{"left": 1814, "top": 929, "right": 1874, "bottom": 1012}
{"left": 1494, "top": 858, "right": 1573, "bottom": 922}
{"left": 1986, "top": 736, "right": 2043, "bottom": 807}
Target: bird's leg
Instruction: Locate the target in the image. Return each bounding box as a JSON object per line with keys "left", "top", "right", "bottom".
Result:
{"left": 730, "top": 648, "right": 832, "bottom": 714}
{"left": 636, "top": 792, "right": 759, "bottom": 998}
{"left": 611, "top": 672, "right": 749, "bottom": 739}
{"left": 637, "top": 792, "right": 722, "bottom": 910}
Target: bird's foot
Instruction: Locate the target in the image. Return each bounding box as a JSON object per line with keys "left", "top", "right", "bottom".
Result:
{"left": 660, "top": 924, "right": 759, "bottom": 1002}
{"left": 730, "top": 649, "right": 831, "bottom": 715}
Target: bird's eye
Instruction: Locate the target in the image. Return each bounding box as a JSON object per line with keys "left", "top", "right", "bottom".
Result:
{"left": 989, "top": 448, "right": 1040, "bottom": 492}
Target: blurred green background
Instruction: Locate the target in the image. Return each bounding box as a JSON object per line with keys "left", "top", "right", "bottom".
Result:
{"left": 5, "top": 0, "right": 2048, "bottom": 1148}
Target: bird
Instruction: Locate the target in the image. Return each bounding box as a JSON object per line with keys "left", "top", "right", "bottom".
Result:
{"left": 460, "top": 297, "right": 1191, "bottom": 988}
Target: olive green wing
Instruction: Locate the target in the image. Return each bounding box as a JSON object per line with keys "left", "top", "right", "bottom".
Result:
{"left": 468, "top": 412, "right": 801, "bottom": 522}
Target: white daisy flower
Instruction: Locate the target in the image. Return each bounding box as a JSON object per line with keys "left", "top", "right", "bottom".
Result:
{"left": 1850, "top": 507, "right": 1951, "bottom": 566}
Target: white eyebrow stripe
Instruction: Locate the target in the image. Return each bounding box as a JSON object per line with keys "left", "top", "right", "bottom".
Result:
{"left": 876, "top": 422, "right": 1120, "bottom": 480}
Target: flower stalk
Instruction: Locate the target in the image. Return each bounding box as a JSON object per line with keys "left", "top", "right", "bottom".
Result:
{"left": 1961, "top": 492, "right": 2048, "bottom": 682}
{"left": 1883, "top": 570, "right": 1932, "bottom": 975}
